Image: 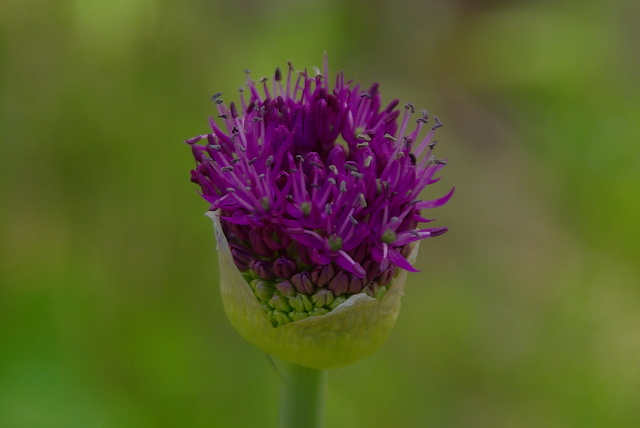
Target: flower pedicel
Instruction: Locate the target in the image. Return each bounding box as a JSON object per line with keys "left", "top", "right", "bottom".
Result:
{"left": 187, "top": 57, "right": 453, "bottom": 369}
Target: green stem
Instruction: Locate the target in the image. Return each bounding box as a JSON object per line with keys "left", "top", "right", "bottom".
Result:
{"left": 278, "top": 361, "right": 328, "bottom": 428}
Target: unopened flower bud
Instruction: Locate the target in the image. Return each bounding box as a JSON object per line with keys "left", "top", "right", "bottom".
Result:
{"left": 269, "top": 294, "right": 293, "bottom": 312}
{"left": 327, "top": 271, "right": 349, "bottom": 295}
{"left": 192, "top": 57, "right": 452, "bottom": 369}
{"left": 271, "top": 310, "right": 292, "bottom": 326}
{"left": 311, "top": 264, "right": 335, "bottom": 287}
{"left": 311, "top": 289, "right": 335, "bottom": 308}
{"left": 254, "top": 280, "right": 274, "bottom": 302}
{"left": 348, "top": 276, "right": 365, "bottom": 294}
{"left": 273, "top": 257, "right": 296, "bottom": 279}
{"left": 291, "top": 272, "right": 315, "bottom": 295}
{"left": 289, "top": 293, "right": 314, "bottom": 313}
{"left": 275, "top": 280, "right": 296, "bottom": 297}
{"left": 251, "top": 260, "right": 275, "bottom": 280}
{"left": 249, "top": 231, "right": 273, "bottom": 257}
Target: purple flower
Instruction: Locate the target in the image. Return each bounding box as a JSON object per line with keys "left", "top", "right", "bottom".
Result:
{"left": 187, "top": 56, "right": 453, "bottom": 326}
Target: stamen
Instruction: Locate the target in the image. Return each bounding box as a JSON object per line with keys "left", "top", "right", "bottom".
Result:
{"left": 432, "top": 116, "right": 443, "bottom": 130}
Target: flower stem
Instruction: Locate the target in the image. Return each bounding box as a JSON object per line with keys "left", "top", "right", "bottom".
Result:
{"left": 278, "top": 361, "right": 328, "bottom": 428}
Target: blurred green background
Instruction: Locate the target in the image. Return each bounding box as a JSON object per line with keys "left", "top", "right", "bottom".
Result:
{"left": 2, "top": 0, "right": 639, "bottom": 426}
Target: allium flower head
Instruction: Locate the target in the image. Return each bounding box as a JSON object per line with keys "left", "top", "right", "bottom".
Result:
{"left": 187, "top": 57, "right": 453, "bottom": 368}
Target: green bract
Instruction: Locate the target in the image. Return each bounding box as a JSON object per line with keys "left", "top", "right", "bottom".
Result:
{"left": 209, "top": 211, "right": 418, "bottom": 369}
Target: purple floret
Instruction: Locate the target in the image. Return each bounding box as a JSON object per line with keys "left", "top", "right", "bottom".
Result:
{"left": 187, "top": 56, "right": 453, "bottom": 287}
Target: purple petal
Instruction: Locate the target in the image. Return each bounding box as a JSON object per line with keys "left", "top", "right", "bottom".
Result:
{"left": 388, "top": 248, "right": 420, "bottom": 272}
{"left": 335, "top": 250, "right": 366, "bottom": 278}
{"left": 287, "top": 228, "right": 326, "bottom": 250}
{"left": 414, "top": 187, "right": 455, "bottom": 210}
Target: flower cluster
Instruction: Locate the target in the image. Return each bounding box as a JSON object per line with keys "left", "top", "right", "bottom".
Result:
{"left": 187, "top": 58, "right": 452, "bottom": 326}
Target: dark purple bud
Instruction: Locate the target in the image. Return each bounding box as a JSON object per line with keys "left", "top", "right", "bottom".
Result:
{"left": 261, "top": 227, "right": 281, "bottom": 250}
{"left": 229, "top": 244, "right": 253, "bottom": 271}
{"left": 328, "top": 271, "right": 349, "bottom": 295}
{"left": 311, "top": 264, "right": 334, "bottom": 287}
{"left": 291, "top": 272, "right": 314, "bottom": 294}
{"left": 401, "top": 244, "right": 412, "bottom": 258}
{"left": 362, "top": 281, "right": 380, "bottom": 298}
{"left": 377, "top": 266, "right": 397, "bottom": 286}
{"left": 249, "top": 230, "right": 274, "bottom": 257}
{"left": 251, "top": 260, "right": 275, "bottom": 280}
{"left": 231, "top": 257, "right": 249, "bottom": 271}
{"left": 273, "top": 257, "right": 296, "bottom": 279}
{"left": 295, "top": 243, "right": 314, "bottom": 265}
{"left": 275, "top": 280, "right": 296, "bottom": 297}
{"left": 349, "top": 242, "right": 369, "bottom": 265}
{"left": 347, "top": 275, "right": 365, "bottom": 294}
{"left": 363, "top": 260, "right": 382, "bottom": 282}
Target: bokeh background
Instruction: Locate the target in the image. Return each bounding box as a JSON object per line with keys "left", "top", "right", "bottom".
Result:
{"left": 2, "top": 0, "right": 639, "bottom": 426}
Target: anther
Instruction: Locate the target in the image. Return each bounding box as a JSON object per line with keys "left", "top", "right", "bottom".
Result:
{"left": 405, "top": 102, "right": 415, "bottom": 113}
{"left": 274, "top": 67, "right": 282, "bottom": 81}
{"left": 211, "top": 92, "right": 223, "bottom": 100}
{"left": 432, "top": 116, "right": 443, "bottom": 130}
{"left": 364, "top": 156, "right": 373, "bottom": 167}
{"left": 357, "top": 193, "right": 367, "bottom": 208}
{"left": 384, "top": 134, "right": 397, "bottom": 142}
{"left": 417, "top": 110, "right": 429, "bottom": 124}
